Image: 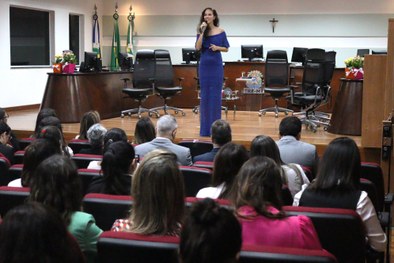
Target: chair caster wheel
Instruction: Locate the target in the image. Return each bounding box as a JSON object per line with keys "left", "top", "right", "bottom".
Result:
{"left": 121, "top": 114, "right": 125, "bottom": 118}
{"left": 174, "top": 110, "right": 178, "bottom": 114}
{"left": 285, "top": 112, "right": 288, "bottom": 116}
{"left": 258, "top": 112, "right": 262, "bottom": 116}
{"left": 275, "top": 114, "right": 279, "bottom": 118}
{"left": 182, "top": 112, "right": 186, "bottom": 116}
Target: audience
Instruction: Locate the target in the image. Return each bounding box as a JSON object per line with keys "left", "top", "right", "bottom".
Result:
{"left": 196, "top": 143, "right": 248, "bottom": 199}
{"left": 276, "top": 116, "right": 319, "bottom": 174}
{"left": 8, "top": 138, "right": 61, "bottom": 187}
{"left": 0, "top": 202, "right": 85, "bottom": 263}
{"left": 112, "top": 150, "right": 185, "bottom": 236}
{"left": 0, "top": 122, "right": 16, "bottom": 164}
{"left": 37, "top": 125, "right": 73, "bottom": 157}
{"left": 29, "top": 155, "right": 103, "bottom": 262}
{"left": 32, "top": 107, "right": 57, "bottom": 138}
{"left": 133, "top": 116, "right": 156, "bottom": 144}
{"left": 76, "top": 110, "right": 101, "bottom": 140}
{"left": 193, "top": 119, "right": 232, "bottom": 162}
{"left": 293, "top": 137, "right": 387, "bottom": 252}
{"left": 230, "top": 156, "right": 321, "bottom": 249}
{"left": 251, "top": 135, "right": 309, "bottom": 197}
{"left": 80, "top": 123, "right": 107, "bottom": 155}
{"left": 179, "top": 198, "right": 242, "bottom": 263}
{"left": 0, "top": 107, "right": 20, "bottom": 150}
{"left": 87, "top": 141, "right": 135, "bottom": 195}
{"left": 135, "top": 115, "right": 192, "bottom": 166}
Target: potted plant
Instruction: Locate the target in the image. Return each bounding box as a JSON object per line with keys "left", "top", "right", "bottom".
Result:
{"left": 344, "top": 56, "right": 364, "bottom": 80}
{"left": 53, "top": 50, "right": 77, "bottom": 74}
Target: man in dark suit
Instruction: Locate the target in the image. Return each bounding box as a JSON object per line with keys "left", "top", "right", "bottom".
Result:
{"left": 135, "top": 115, "right": 192, "bottom": 166}
{"left": 276, "top": 116, "right": 318, "bottom": 174}
{"left": 193, "top": 119, "right": 232, "bottom": 162}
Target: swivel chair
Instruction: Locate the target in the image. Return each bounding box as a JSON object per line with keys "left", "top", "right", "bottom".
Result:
{"left": 259, "top": 50, "right": 293, "bottom": 117}
{"left": 150, "top": 49, "right": 185, "bottom": 116}
{"left": 121, "top": 50, "right": 159, "bottom": 119}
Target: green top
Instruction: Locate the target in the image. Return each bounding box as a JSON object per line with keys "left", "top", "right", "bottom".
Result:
{"left": 67, "top": 211, "right": 103, "bottom": 263}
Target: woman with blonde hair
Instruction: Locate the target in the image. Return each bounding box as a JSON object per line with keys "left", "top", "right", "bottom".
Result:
{"left": 112, "top": 149, "right": 185, "bottom": 235}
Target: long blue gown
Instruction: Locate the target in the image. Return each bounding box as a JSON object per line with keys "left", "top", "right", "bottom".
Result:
{"left": 197, "top": 31, "right": 230, "bottom": 136}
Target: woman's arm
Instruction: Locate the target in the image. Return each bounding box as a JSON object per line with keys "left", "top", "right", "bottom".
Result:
{"left": 209, "top": 44, "right": 228, "bottom": 52}
{"left": 195, "top": 33, "right": 203, "bottom": 51}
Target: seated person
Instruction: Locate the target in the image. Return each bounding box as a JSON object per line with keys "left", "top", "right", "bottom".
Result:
{"left": 87, "top": 141, "right": 135, "bottom": 195}
{"left": 111, "top": 149, "right": 185, "bottom": 236}
{"left": 133, "top": 116, "right": 156, "bottom": 144}
{"left": 135, "top": 115, "right": 192, "bottom": 166}
{"left": 0, "top": 122, "right": 16, "bottom": 164}
{"left": 231, "top": 156, "right": 322, "bottom": 249}
{"left": 76, "top": 110, "right": 101, "bottom": 140}
{"left": 196, "top": 143, "right": 248, "bottom": 199}
{"left": 293, "top": 137, "right": 387, "bottom": 252}
{"left": 80, "top": 123, "right": 107, "bottom": 155}
{"left": 32, "top": 108, "right": 57, "bottom": 138}
{"left": 193, "top": 119, "right": 232, "bottom": 162}
{"left": 179, "top": 198, "right": 242, "bottom": 263}
{"left": 0, "top": 107, "right": 20, "bottom": 150}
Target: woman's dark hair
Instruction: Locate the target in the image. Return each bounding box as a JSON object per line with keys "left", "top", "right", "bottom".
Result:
{"left": 37, "top": 125, "right": 69, "bottom": 156}
{"left": 21, "top": 139, "right": 62, "bottom": 187}
{"left": 212, "top": 143, "right": 249, "bottom": 199}
{"left": 231, "top": 156, "right": 285, "bottom": 219}
{"left": 0, "top": 202, "right": 85, "bottom": 263}
{"left": 250, "top": 135, "right": 284, "bottom": 165}
{"left": 103, "top": 128, "right": 128, "bottom": 152}
{"left": 101, "top": 140, "right": 135, "bottom": 195}
{"left": 311, "top": 137, "right": 361, "bottom": 191}
{"left": 0, "top": 122, "right": 11, "bottom": 136}
{"left": 179, "top": 198, "right": 241, "bottom": 263}
{"left": 198, "top": 7, "right": 220, "bottom": 38}
{"left": 78, "top": 110, "right": 100, "bottom": 140}
{"left": 33, "top": 108, "right": 57, "bottom": 137}
{"left": 29, "top": 155, "right": 82, "bottom": 226}
{"left": 134, "top": 117, "right": 155, "bottom": 144}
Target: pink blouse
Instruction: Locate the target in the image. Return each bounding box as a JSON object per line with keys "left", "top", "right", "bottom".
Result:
{"left": 237, "top": 206, "right": 322, "bottom": 250}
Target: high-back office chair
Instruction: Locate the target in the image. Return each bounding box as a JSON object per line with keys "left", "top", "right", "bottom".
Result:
{"left": 357, "top": 49, "right": 370, "bottom": 57}
{"left": 121, "top": 50, "right": 160, "bottom": 119}
{"left": 259, "top": 50, "right": 293, "bottom": 118}
{"left": 149, "top": 49, "right": 185, "bottom": 116}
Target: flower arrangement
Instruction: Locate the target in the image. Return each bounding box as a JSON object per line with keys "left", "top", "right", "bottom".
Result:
{"left": 344, "top": 56, "right": 364, "bottom": 69}
{"left": 344, "top": 56, "right": 364, "bottom": 80}
{"left": 246, "top": 70, "right": 264, "bottom": 88}
{"left": 53, "top": 50, "right": 77, "bottom": 74}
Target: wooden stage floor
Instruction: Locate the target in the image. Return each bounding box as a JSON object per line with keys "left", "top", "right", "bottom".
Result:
{"left": 8, "top": 107, "right": 360, "bottom": 154}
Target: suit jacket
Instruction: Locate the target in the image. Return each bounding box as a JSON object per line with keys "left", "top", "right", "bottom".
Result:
{"left": 135, "top": 137, "right": 193, "bottom": 166}
{"left": 276, "top": 136, "right": 318, "bottom": 172}
{"left": 193, "top": 147, "right": 220, "bottom": 162}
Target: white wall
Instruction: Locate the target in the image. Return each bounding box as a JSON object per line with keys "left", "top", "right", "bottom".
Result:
{"left": 1, "top": 0, "right": 393, "bottom": 108}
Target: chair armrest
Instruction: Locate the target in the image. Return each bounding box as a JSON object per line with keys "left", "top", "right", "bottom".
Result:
{"left": 384, "top": 192, "right": 394, "bottom": 204}
{"left": 378, "top": 211, "right": 390, "bottom": 228}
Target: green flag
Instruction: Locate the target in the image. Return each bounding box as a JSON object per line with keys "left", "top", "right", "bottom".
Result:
{"left": 126, "top": 14, "right": 134, "bottom": 58}
{"left": 110, "top": 13, "right": 120, "bottom": 70}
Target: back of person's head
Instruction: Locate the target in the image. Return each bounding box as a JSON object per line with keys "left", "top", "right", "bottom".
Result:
{"left": 101, "top": 141, "right": 135, "bottom": 195}
{"left": 131, "top": 149, "right": 185, "bottom": 235}
{"left": 212, "top": 143, "right": 249, "bottom": 199}
{"left": 0, "top": 202, "right": 84, "bottom": 263}
{"left": 211, "top": 119, "right": 232, "bottom": 146}
{"left": 37, "top": 116, "right": 62, "bottom": 136}
{"left": 156, "top": 115, "right": 177, "bottom": 138}
{"left": 134, "top": 117, "right": 156, "bottom": 144}
{"left": 29, "top": 155, "right": 82, "bottom": 225}
{"left": 313, "top": 137, "right": 361, "bottom": 191}
{"left": 87, "top": 123, "right": 107, "bottom": 150}
{"left": 250, "top": 135, "right": 283, "bottom": 165}
{"left": 79, "top": 110, "right": 101, "bottom": 140}
{"left": 231, "top": 156, "right": 284, "bottom": 218}
{"left": 279, "top": 116, "right": 302, "bottom": 137}
{"left": 22, "top": 138, "right": 62, "bottom": 187}
{"left": 0, "top": 108, "right": 7, "bottom": 124}
{"left": 37, "top": 125, "right": 62, "bottom": 150}
{"left": 34, "top": 108, "right": 57, "bottom": 135}
{"left": 179, "top": 198, "right": 241, "bottom": 263}
{"left": 103, "top": 127, "right": 128, "bottom": 152}
{"left": 0, "top": 122, "right": 11, "bottom": 136}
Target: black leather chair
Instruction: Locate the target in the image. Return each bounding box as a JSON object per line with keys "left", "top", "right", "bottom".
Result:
{"left": 121, "top": 50, "right": 160, "bottom": 119}
{"left": 179, "top": 166, "right": 212, "bottom": 197}
{"left": 259, "top": 50, "right": 293, "bottom": 117}
{"left": 149, "top": 49, "right": 185, "bottom": 116}
{"left": 357, "top": 49, "right": 370, "bottom": 57}
{"left": 177, "top": 139, "right": 213, "bottom": 158}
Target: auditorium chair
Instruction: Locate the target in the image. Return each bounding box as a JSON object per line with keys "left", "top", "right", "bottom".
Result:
{"left": 0, "top": 156, "right": 10, "bottom": 186}
{"left": 5, "top": 163, "right": 23, "bottom": 186}
{"left": 82, "top": 193, "right": 132, "bottom": 231}
{"left": 177, "top": 139, "right": 213, "bottom": 158}
{"left": 121, "top": 49, "right": 160, "bottom": 119}
{"left": 0, "top": 186, "right": 29, "bottom": 217}
{"left": 259, "top": 50, "right": 293, "bottom": 118}
{"left": 184, "top": 197, "right": 232, "bottom": 211}
{"left": 179, "top": 166, "right": 212, "bottom": 197}
{"left": 149, "top": 49, "right": 185, "bottom": 116}
{"left": 98, "top": 231, "right": 180, "bottom": 263}
{"left": 193, "top": 161, "right": 214, "bottom": 170}
{"left": 17, "top": 137, "right": 34, "bottom": 150}
{"left": 240, "top": 244, "right": 337, "bottom": 263}
{"left": 77, "top": 168, "right": 101, "bottom": 195}
{"left": 68, "top": 139, "right": 91, "bottom": 154}
{"left": 71, "top": 153, "right": 102, "bottom": 169}
{"left": 283, "top": 206, "right": 367, "bottom": 263}
{"left": 13, "top": 150, "right": 25, "bottom": 164}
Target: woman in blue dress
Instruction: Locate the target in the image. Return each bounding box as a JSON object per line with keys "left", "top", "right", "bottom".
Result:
{"left": 195, "top": 7, "right": 230, "bottom": 137}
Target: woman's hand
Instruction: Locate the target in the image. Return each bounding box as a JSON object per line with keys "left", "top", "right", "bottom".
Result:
{"left": 200, "top": 22, "right": 207, "bottom": 32}
{"left": 209, "top": 44, "right": 220, "bottom": 51}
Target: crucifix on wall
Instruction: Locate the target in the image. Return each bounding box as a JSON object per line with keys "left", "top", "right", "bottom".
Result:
{"left": 269, "top": 18, "right": 279, "bottom": 33}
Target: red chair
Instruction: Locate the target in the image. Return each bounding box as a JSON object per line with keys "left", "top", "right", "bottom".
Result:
{"left": 185, "top": 197, "right": 232, "bottom": 210}
{"left": 82, "top": 193, "right": 132, "bottom": 231}
{"left": 68, "top": 139, "right": 91, "bottom": 154}
{"left": 98, "top": 231, "right": 179, "bottom": 263}
{"left": 193, "top": 161, "right": 214, "bottom": 170}
{"left": 240, "top": 244, "right": 337, "bottom": 263}
{"left": 178, "top": 139, "right": 213, "bottom": 158}
{"left": 17, "top": 137, "right": 34, "bottom": 150}
{"left": 0, "top": 186, "right": 30, "bottom": 217}
{"left": 0, "top": 156, "right": 10, "bottom": 186}
{"left": 179, "top": 166, "right": 212, "bottom": 197}
{"left": 283, "top": 206, "right": 366, "bottom": 263}
{"left": 8, "top": 163, "right": 24, "bottom": 184}
{"left": 71, "top": 153, "right": 102, "bottom": 169}
{"left": 13, "top": 150, "right": 25, "bottom": 164}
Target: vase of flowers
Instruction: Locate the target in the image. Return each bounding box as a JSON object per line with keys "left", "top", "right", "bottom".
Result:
{"left": 344, "top": 56, "right": 364, "bottom": 80}
{"left": 53, "top": 50, "right": 77, "bottom": 74}
{"left": 246, "top": 70, "right": 264, "bottom": 89}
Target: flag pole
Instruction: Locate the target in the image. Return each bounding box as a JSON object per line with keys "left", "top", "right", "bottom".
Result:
{"left": 110, "top": 2, "right": 120, "bottom": 71}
